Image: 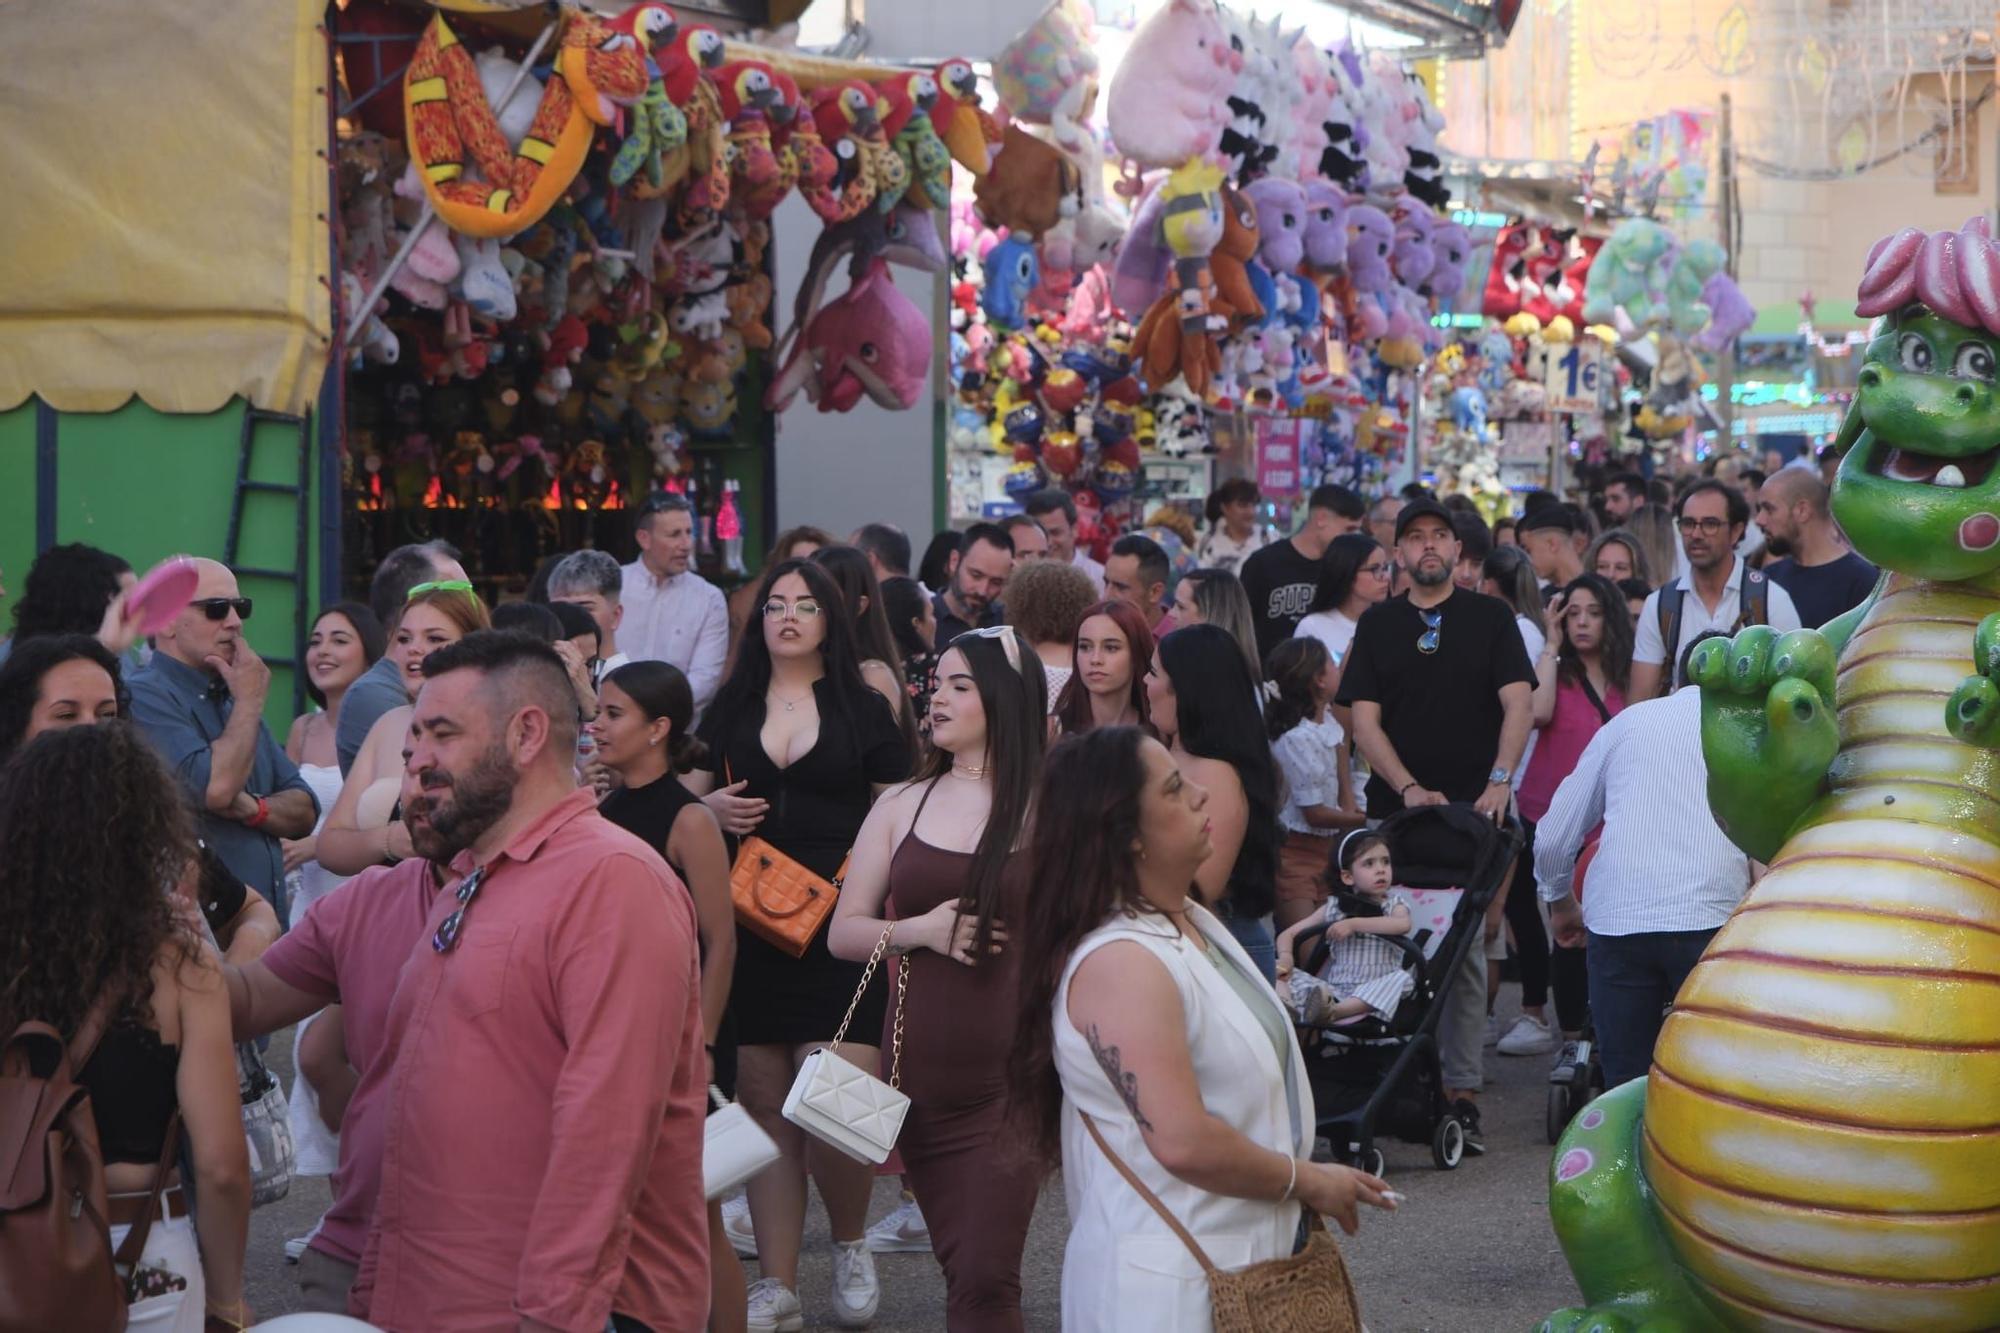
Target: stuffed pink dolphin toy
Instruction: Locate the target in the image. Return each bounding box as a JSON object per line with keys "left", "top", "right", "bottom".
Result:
{"left": 766, "top": 258, "right": 931, "bottom": 413}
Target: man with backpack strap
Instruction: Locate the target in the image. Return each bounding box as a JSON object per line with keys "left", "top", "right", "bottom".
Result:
{"left": 1629, "top": 480, "right": 1801, "bottom": 700}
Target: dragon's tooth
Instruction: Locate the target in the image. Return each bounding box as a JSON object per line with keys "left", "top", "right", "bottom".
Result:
{"left": 1936, "top": 464, "right": 1968, "bottom": 488}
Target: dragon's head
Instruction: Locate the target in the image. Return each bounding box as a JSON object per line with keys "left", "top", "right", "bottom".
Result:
{"left": 1836, "top": 219, "right": 2000, "bottom": 579}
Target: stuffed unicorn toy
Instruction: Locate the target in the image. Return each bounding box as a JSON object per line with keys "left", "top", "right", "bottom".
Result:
{"left": 1281, "top": 37, "right": 1334, "bottom": 183}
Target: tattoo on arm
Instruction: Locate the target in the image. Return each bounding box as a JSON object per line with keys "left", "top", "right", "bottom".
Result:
{"left": 1087, "top": 1024, "right": 1155, "bottom": 1133}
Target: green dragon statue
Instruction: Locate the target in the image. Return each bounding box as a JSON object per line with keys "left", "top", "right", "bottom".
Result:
{"left": 1543, "top": 218, "right": 2000, "bottom": 1331}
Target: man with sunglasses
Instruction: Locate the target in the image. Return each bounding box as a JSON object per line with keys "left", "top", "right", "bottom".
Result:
{"left": 347, "top": 631, "right": 706, "bottom": 1333}
{"left": 1335, "top": 498, "right": 1536, "bottom": 1151}
{"left": 129, "top": 558, "right": 318, "bottom": 919}
{"left": 1629, "top": 480, "right": 1801, "bottom": 700}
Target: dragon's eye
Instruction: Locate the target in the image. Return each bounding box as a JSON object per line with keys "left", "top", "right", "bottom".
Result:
{"left": 1955, "top": 341, "right": 1996, "bottom": 382}
{"left": 1900, "top": 332, "right": 1935, "bottom": 373}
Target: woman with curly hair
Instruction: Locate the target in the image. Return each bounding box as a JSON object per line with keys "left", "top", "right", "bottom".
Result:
{"left": 1005, "top": 559, "right": 1097, "bottom": 712}
{"left": 0, "top": 723, "right": 251, "bottom": 1330}
{"left": 0, "top": 541, "right": 142, "bottom": 664}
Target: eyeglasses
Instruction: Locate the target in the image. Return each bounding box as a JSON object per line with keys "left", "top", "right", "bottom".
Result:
{"left": 1417, "top": 609, "right": 1443, "bottom": 655}
{"left": 408, "top": 579, "right": 477, "bottom": 600}
{"left": 191, "top": 597, "right": 253, "bottom": 622}
{"left": 762, "top": 598, "right": 822, "bottom": 621}
{"left": 432, "top": 865, "right": 488, "bottom": 954}
{"left": 1360, "top": 562, "right": 1392, "bottom": 579}
{"left": 1676, "top": 517, "right": 1729, "bottom": 536}
{"left": 957, "top": 623, "right": 1026, "bottom": 675}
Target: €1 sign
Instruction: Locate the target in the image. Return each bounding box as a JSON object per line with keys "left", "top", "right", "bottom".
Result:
{"left": 1544, "top": 343, "right": 1604, "bottom": 414}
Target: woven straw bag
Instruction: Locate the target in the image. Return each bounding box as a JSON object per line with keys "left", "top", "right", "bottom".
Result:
{"left": 1081, "top": 1113, "right": 1362, "bottom": 1333}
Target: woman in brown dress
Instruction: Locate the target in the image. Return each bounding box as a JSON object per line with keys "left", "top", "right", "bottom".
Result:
{"left": 829, "top": 626, "right": 1048, "bottom": 1332}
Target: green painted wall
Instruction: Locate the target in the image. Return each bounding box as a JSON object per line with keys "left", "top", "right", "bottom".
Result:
{"left": 10, "top": 398, "right": 321, "bottom": 732}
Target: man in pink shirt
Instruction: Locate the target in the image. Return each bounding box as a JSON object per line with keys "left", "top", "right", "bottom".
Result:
{"left": 227, "top": 845, "right": 444, "bottom": 1312}
{"left": 353, "top": 630, "right": 707, "bottom": 1332}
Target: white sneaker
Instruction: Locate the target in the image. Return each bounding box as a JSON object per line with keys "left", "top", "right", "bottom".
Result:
{"left": 745, "top": 1277, "right": 804, "bottom": 1333}
{"left": 830, "top": 1238, "right": 881, "bottom": 1327}
{"left": 864, "top": 1196, "right": 932, "bottom": 1253}
{"left": 721, "top": 1193, "right": 757, "bottom": 1259}
{"left": 1497, "top": 1013, "right": 1558, "bottom": 1056}
{"left": 282, "top": 1233, "right": 311, "bottom": 1263}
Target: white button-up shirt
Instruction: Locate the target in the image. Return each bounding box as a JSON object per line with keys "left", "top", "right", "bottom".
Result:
{"left": 618, "top": 561, "right": 729, "bottom": 719}
{"left": 1633, "top": 554, "right": 1801, "bottom": 678}
{"left": 1534, "top": 685, "right": 1752, "bottom": 935}
{"left": 1070, "top": 548, "right": 1105, "bottom": 594}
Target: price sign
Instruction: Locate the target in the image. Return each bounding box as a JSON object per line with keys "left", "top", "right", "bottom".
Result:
{"left": 1255, "top": 417, "right": 1307, "bottom": 496}
{"left": 1545, "top": 343, "right": 1603, "bottom": 414}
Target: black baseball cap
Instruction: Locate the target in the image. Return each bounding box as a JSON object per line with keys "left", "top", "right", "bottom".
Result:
{"left": 1393, "top": 497, "right": 1456, "bottom": 542}
{"left": 1517, "top": 506, "right": 1578, "bottom": 536}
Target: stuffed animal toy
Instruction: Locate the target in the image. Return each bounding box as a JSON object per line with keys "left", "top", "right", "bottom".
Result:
{"left": 536, "top": 315, "right": 588, "bottom": 406}
{"left": 1279, "top": 38, "right": 1334, "bottom": 183}
{"left": 1664, "top": 236, "right": 1725, "bottom": 335}
{"left": 1426, "top": 221, "right": 1472, "bottom": 308}
{"left": 1692, "top": 266, "right": 1756, "bottom": 353}
{"left": 1111, "top": 176, "right": 1175, "bottom": 318}
{"left": 452, "top": 234, "right": 516, "bottom": 322}
{"left": 974, "top": 124, "right": 1082, "bottom": 242}
{"left": 1583, "top": 217, "right": 1675, "bottom": 326}
{"left": 725, "top": 272, "right": 774, "bottom": 350}
{"left": 655, "top": 26, "right": 731, "bottom": 218}
{"left": 1402, "top": 70, "right": 1450, "bottom": 209}
{"left": 1521, "top": 226, "right": 1577, "bottom": 323}
{"left": 766, "top": 257, "right": 932, "bottom": 413}
{"left": 1480, "top": 223, "right": 1533, "bottom": 320}
{"left": 1132, "top": 159, "right": 1229, "bottom": 399}
{"left": 712, "top": 60, "right": 784, "bottom": 210}
{"left": 680, "top": 378, "right": 737, "bottom": 436}
{"left": 877, "top": 71, "right": 952, "bottom": 210}
{"left": 1106, "top": 0, "right": 1236, "bottom": 169}
{"left": 1301, "top": 180, "right": 1349, "bottom": 273}
{"left": 984, "top": 235, "right": 1041, "bottom": 330}
{"left": 402, "top": 8, "right": 652, "bottom": 239}
{"left": 809, "top": 81, "right": 906, "bottom": 223}
{"left": 1209, "top": 187, "right": 1264, "bottom": 326}
{"left": 671, "top": 290, "right": 729, "bottom": 343}
{"left": 1343, "top": 204, "right": 1395, "bottom": 340}
{"left": 342, "top": 273, "right": 400, "bottom": 368}
{"left": 772, "top": 73, "right": 844, "bottom": 221}
{"left": 930, "top": 58, "right": 1000, "bottom": 175}
{"left": 610, "top": 69, "right": 690, "bottom": 198}
{"left": 1555, "top": 235, "right": 1603, "bottom": 325}
{"left": 1245, "top": 178, "right": 1307, "bottom": 273}
{"left": 1218, "top": 12, "right": 1285, "bottom": 183}
{"left": 992, "top": 0, "right": 1099, "bottom": 126}
{"left": 1448, "top": 385, "right": 1491, "bottom": 444}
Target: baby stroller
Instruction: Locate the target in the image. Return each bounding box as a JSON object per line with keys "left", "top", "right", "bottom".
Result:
{"left": 1289, "top": 803, "right": 1521, "bottom": 1175}
{"left": 1545, "top": 835, "right": 1606, "bottom": 1142}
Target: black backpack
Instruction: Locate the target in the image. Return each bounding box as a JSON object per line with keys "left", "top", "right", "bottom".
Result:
{"left": 1657, "top": 569, "right": 1770, "bottom": 690}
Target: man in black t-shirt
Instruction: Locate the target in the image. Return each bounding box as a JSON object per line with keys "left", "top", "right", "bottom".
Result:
{"left": 1240, "top": 483, "right": 1365, "bottom": 659}
{"left": 1754, "top": 469, "right": 1878, "bottom": 628}
{"left": 1335, "top": 497, "right": 1535, "bottom": 1149}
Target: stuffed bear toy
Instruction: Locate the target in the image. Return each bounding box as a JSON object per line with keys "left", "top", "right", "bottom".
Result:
{"left": 1583, "top": 217, "right": 1676, "bottom": 326}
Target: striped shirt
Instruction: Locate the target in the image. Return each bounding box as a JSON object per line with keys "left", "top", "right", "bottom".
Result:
{"left": 1533, "top": 685, "right": 1752, "bottom": 936}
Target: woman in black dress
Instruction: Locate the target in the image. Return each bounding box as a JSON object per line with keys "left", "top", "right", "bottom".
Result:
{"left": 591, "top": 659, "right": 744, "bottom": 1333}
{"left": 686, "top": 558, "right": 912, "bottom": 1330}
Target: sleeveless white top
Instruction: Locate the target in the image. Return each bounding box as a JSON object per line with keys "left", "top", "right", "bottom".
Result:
{"left": 291, "top": 761, "right": 348, "bottom": 928}
{"left": 1052, "top": 904, "right": 1314, "bottom": 1332}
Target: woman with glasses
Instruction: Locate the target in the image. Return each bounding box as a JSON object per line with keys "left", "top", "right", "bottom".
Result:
{"left": 725, "top": 525, "right": 835, "bottom": 662}
{"left": 1145, "top": 625, "right": 1284, "bottom": 981}
{"left": 827, "top": 627, "right": 1048, "bottom": 1330}
{"left": 314, "top": 584, "right": 489, "bottom": 876}
{"left": 685, "top": 558, "right": 913, "bottom": 1332}
{"left": 1293, "top": 533, "right": 1393, "bottom": 667}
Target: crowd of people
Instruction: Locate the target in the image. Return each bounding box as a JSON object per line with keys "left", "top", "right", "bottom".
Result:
{"left": 0, "top": 440, "right": 1874, "bottom": 1333}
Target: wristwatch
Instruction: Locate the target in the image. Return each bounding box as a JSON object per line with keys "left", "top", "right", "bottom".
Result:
{"left": 1488, "top": 766, "right": 1511, "bottom": 785}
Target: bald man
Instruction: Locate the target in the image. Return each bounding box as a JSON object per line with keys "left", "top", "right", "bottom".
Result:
{"left": 129, "top": 558, "right": 317, "bottom": 915}
{"left": 1754, "top": 469, "right": 1878, "bottom": 629}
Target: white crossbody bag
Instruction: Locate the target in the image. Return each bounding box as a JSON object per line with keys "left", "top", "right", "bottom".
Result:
{"left": 781, "top": 923, "right": 910, "bottom": 1164}
{"left": 703, "top": 1084, "right": 781, "bottom": 1200}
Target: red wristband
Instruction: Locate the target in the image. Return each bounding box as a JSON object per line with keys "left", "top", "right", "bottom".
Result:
{"left": 244, "top": 795, "right": 270, "bottom": 829}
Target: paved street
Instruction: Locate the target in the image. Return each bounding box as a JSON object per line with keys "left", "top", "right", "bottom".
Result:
{"left": 247, "top": 990, "right": 1579, "bottom": 1330}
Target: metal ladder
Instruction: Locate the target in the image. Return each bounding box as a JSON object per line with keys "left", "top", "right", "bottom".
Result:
{"left": 225, "top": 407, "right": 313, "bottom": 717}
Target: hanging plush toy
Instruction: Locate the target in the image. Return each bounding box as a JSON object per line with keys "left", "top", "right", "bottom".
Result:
{"left": 876, "top": 70, "right": 952, "bottom": 210}
{"left": 1343, "top": 204, "right": 1395, "bottom": 341}
{"left": 811, "top": 82, "right": 906, "bottom": 223}
{"left": 403, "top": 7, "right": 653, "bottom": 239}
{"left": 1244, "top": 178, "right": 1307, "bottom": 273}
{"left": 1301, "top": 180, "right": 1349, "bottom": 274}
{"left": 766, "top": 258, "right": 933, "bottom": 413}
{"left": 1105, "top": 0, "right": 1235, "bottom": 169}
{"left": 983, "top": 235, "right": 1041, "bottom": 330}
{"left": 930, "top": 58, "right": 1000, "bottom": 175}
{"left": 1583, "top": 217, "right": 1676, "bottom": 326}
{"left": 1132, "top": 159, "right": 1228, "bottom": 399}
{"left": 974, "top": 124, "right": 1081, "bottom": 241}
{"left": 714, "top": 60, "right": 785, "bottom": 208}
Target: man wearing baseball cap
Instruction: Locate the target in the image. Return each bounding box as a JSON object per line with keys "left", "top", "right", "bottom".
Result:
{"left": 1334, "top": 496, "right": 1536, "bottom": 1153}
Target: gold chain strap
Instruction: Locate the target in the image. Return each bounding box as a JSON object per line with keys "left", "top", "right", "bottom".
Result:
{"left": 824, "top": 924, "right": 910, "bottom": 1089}
{"left": 888, "top": 946, "right": 908, "bottom": 1089}
{"left": 828, "top": 923, "right": 892, "bottom": 1049}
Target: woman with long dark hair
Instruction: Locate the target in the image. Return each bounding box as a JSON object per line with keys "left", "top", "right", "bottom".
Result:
{"left": 591, "top": 660, "right": 743, "bottom": 1333}
{"left": 880, "top": 574, "right": 940, "bottom": 731}
{"left": 829, "top": 627, "right": 1047, "bottom": 1329}
{"left": 1007, "top": 727, "right": 1390, "bottom": 1330}
{"left": 812, "top": 543, "right": 918, "bottom": 749}
{"left": 1294, "top": 533, "right": 1392, "bottom": 665}
{"left": 1146, "top": 624, "right": 1283, "bottom": 979}
{"left": 0, "top": 723, "right": 252, "bottom": 1330}
{"left": 725, "top": 525, "right": 835, "bottom": 658}
{"left": 1052, "top": 599, "right": 1154, "bottom": 736}
{"left": 685, "top": 558, "right": 913, "bottom": 1331}
{"left": 1499, "top": 574, "right": 1635, "bottom": 1056}
{"left": 0, "top": 632, "right": 125, "bottom": 759}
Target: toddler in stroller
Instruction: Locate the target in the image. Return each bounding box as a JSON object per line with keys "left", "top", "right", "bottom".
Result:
{"left": 1274, "top": 830, "right": 1417, "bottom": 1027}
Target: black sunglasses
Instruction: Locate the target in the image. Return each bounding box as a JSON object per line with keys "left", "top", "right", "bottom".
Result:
{"left": 432, "top": 865, "right": 488, "bottom": 954}
{"left": 191, "top": 597, "right": 253, "bottom": 622}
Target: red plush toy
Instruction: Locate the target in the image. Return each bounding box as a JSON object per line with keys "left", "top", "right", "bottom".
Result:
{"left": 1480, "top": 224, "right": 1533, "bottom": 320}
{"left": 1520, "top": 226, "right": 1573, "bottom": 324}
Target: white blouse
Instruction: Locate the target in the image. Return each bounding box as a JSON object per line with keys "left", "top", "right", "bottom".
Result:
{"left": 1271, "top": 714, "right": 1345, "bottom": 836}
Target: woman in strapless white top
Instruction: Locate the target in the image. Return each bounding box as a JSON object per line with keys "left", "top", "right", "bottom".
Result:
{"left": 1010, "top": 727, "right": 1394, "bottom": 1332}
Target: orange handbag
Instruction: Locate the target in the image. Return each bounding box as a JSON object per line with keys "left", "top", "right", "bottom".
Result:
{"left": 723, "top": 759, "right": 847, "bottom": 956}
{"left": 730, "top": 837, "right": 847, "bottom": 957}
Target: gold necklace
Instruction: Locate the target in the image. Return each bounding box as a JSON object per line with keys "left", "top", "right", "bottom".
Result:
{"left": 950, "top": 762, "right": 989, "bottom": 779}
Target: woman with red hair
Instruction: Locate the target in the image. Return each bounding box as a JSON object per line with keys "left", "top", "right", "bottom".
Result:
{"left": 1052, "top": 600, "right": 1155, "bottom": 737}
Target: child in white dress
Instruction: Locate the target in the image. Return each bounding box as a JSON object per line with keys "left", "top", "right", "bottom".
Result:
{"left": 1273, "top": 830, "right": 1416, "bottom": 1025}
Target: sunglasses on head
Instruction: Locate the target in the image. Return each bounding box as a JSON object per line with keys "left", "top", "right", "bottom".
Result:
{"left": 957, "top": 623, "right": 1027, "bottom": 675}
{"left": 407, "top": 579, "right": 476, "bottom": 600}
{"left": 191, "top": 597, "right": 252, "bottom": 622}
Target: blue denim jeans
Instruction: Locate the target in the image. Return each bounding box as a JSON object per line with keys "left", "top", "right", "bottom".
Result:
{"left": 1218, "top": 911, "right": 1276, "bottom": 983}
{"left": 1585, "top": 928, "right": 1720, "bottom": 1090}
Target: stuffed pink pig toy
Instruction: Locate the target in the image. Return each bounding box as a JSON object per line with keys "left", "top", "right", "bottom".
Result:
{"left": 1106, "top": 0, "right": 1238, "bottom": 169}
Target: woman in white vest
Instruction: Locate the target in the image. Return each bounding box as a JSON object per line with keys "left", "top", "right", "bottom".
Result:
{"left": 1009, "top": 726, "right": 1394, "bottom": 1331}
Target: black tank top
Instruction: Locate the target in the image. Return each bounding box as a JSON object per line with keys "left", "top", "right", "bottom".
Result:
{"left": 76, "top": 1006, "right": 180, "bottom": 1165}
{"left": 599, "top": 772, "right": 705, "bottom": 879}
